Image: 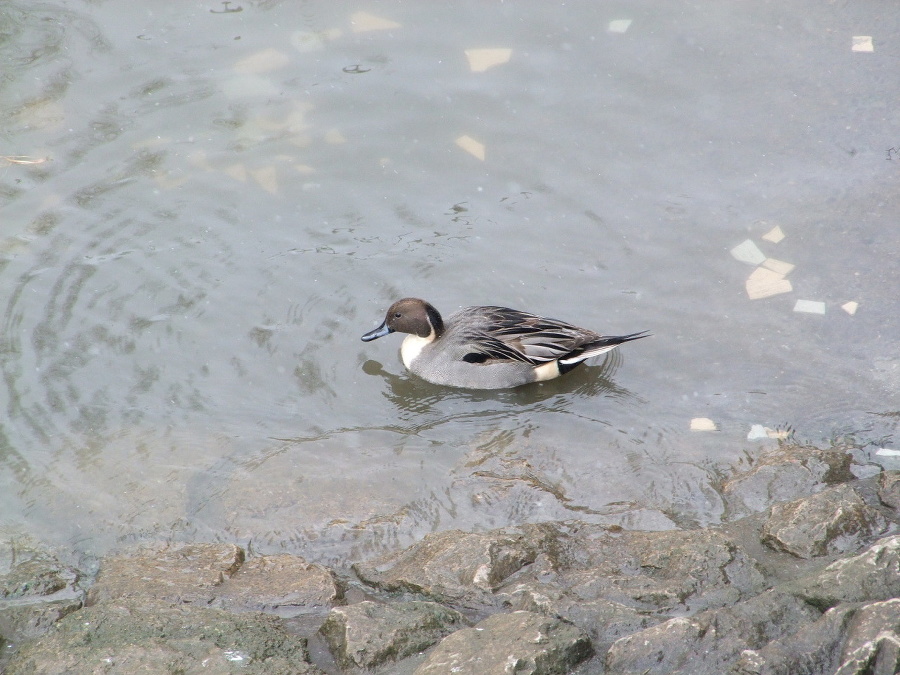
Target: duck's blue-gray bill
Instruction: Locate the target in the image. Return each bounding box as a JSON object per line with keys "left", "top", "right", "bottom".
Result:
{"left": 361, "top": 323, "right": 392, "bottom": 342}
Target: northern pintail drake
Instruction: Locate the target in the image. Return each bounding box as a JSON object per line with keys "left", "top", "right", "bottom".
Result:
{"left": 361, "top": 298, "right": 650, "bottom": 389}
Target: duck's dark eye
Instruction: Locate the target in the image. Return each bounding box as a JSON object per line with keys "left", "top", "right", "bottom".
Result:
{"left": 394, "top": 312, "right": 402, "bottom": 318}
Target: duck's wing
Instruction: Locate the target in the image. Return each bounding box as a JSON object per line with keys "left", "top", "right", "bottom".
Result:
{"left": 452, "top": 307, "right": 596, "bottom": 365}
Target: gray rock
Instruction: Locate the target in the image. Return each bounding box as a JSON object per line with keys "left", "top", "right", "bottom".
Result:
{"left": 499, "top": 582, "right": 657, "bottom": 655}
{"left": 761, "top": 484, "right": 889, "bottom": 559}
{"left": 835, "top": 634, "right": 900, "bottom": 675}
{"left": 786, "top": 534, "right": 900, "bottom": 610}
{"left": 4, "top": 600, "right": 323, "bottom": 675}
{"left": 0, "top": 549, "right": 83, "bottom": 662}
{"left": 551, "top": 525, "right": 767, "bottom": 613}
{"left": 319, "top": 600, "right": 466, "bottom": 668}
{"left": 85, "top": 543, "right": 244, "bottom": 606}
{"left": 214, "top": 554, "right": 343, "bottom": 614}
{"left": 605, "top": 590, "right": 820, "bottom": 675}
{"left": 353, "top": 524, "right": 554, "bottom": 601}
{"left": 841, "top": 598, "right": 900, "bottom": 660}
{"left": 878, "top": 470, "right": 900, "bottom": 510}
{"left": 834, "top": 598, "right": 900, "bottom": 675}
{"left": 723, "top": 446, "right": 854, "bottom": 519}
{"left": 86, "top": 545, "right": 341, "bottom": 615}
{"left": 730, "top": 602, "right": 859, "bottom": 675}
{"left": 414, "top": 610, "right": 592, "bottom": 675}
{"left": 356, "top": 522, "right": 766, "bottom": 616}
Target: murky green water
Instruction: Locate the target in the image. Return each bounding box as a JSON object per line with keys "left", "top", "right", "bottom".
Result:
{"left": 1, "top": 1, "right": 897, "bottom": 569}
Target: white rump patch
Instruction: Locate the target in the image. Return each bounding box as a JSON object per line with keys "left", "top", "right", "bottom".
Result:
{"left": 532, "top": 361, "right": 561, "bottom": 381}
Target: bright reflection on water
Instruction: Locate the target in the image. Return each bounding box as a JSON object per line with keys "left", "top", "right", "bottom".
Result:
{"left": 0, "top": 1, "right": 897, "bottom": 569}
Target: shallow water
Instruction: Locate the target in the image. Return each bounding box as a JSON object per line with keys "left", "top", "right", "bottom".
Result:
{"left": 0, "top": 1, "right": 897, "bottom": 569}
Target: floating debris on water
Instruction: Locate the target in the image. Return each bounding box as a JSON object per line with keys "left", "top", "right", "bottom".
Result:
{"left": 793, "top": 299, "right": 826, "bottom": 314}
{"left": 690, "top": 418, "right": 718, "bottom": 431}
{"left": 465, "top": 48, "right": 512, "bottom": 72}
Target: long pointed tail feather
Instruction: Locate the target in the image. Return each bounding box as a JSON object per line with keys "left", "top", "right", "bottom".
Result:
{"left": 559, "top": 330, "right": 651, "bottom": 365}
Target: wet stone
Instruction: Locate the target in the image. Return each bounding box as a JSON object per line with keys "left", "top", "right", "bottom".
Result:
{"left": 355, "top": 522, "right": 765, "bottom": 615}
{"left": 877, "top": 470, "right": 900, "bottom": 511}
{"left": 786, "top": 535, "right": 900, "bottom": 611}
{"left": 722, "top": 445, "right": 854, "bottom": 519}
{"left": 319, "top": 600, "right": 466, "bottom": 669}
{"left": 498, "top": 582, "right": 658, "bottom": 655}
{"left": 414, "top": 610, "right": 592, "bottom": 675}
{"left": 85, "top": 543, "right": 244, "bottom": 606}
{"left": 731, "top": 603, "right": 859, "bottom": 675}
{"left": 353, "top": 524, "right": 555, "bottom": 602}
{"left": 86, "top": 544, "right": 342, "bottom": 616}
{"left": 213, "top": 554, "right": 343, "bottom": 615}
{"left": 761, "top": 484, "right": 890, "bottom": 559}
{"left": 550, "top": 525, "right": 767, "bottom": 613}
{"left": 0, "top": 548, "right": 83, "bottom": 660}
{"left": 4, "top": 600, "right": 323, "bottom": 675}
{"left": 605, "top": 589, "right": 820, "bottom": 675}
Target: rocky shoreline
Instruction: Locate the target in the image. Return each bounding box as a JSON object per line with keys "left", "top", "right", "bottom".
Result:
{"left": 2, "top": 443, "right": 900, "bottom": 674}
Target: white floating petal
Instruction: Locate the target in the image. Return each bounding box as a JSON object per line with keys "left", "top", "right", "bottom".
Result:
{"left": 841, "top": 301, "right": 859, "bottom": 315}
{"left": 456, "top": 135, "right": 485, "bottom": 161}
{"left": 608, "top": 19, "right": 633, "bottom": 34}
{"left": 234, "top": 49, "right": 290, "bottom": 75}
{"left": 350, "top": 12, "right": 401, "bottom": 33}
{"left": 876, "top": 448, "right": 900, "bottom": 457}
{"left": 746, "top": 267, "right": 792, "bottom": 300}
{"left": 251, "top": 166, "right": 278, "bottom": 194}
{"left": 793, "top": 299, "right": 826, "bottom": 314}
{"left": 747, "top": 424, "right": 768, "bottom": 440}
{"left": 731, "top": 239, "right": 766, "bottom": 265}
{"left": 690, "top": 418, "right": 718, "bottom": 431}
{"left": 221, "top": 75, "right": 279, "bottom": 99}
{"left": 761, "top": 258, "right": 795, "bottom": 276}
{"left": 465, "top": 48, "right": 512, "bottom": 72}
{"left": 762, "top": 225, "right": 785, "bottom": 243}
{"left": 324, "top": 129, "right": 346, "bottom": 144}
{"left": 852, "top": 36, "right": 874, "bottom": 52}
{"left": 225, "top": 164, "right": 247, "bottom": 182}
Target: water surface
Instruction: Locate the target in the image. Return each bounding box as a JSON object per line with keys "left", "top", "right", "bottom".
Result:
{"left": 0, "top": 1, "right": 897, "bottom": 569}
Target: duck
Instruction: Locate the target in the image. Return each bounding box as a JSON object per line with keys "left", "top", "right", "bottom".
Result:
{"left": 361, "top": 297, "right": 649, "bottom": 389}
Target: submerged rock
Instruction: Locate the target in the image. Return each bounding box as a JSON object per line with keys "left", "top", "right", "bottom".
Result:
{"left": 319, "top": 600, "right": 466, "bottom": 669}
{"left": 414, "top": 610, "right": 592, "bottom": 675}
{"left": 723, "top": 445, "right": 854, "bottom": 519}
